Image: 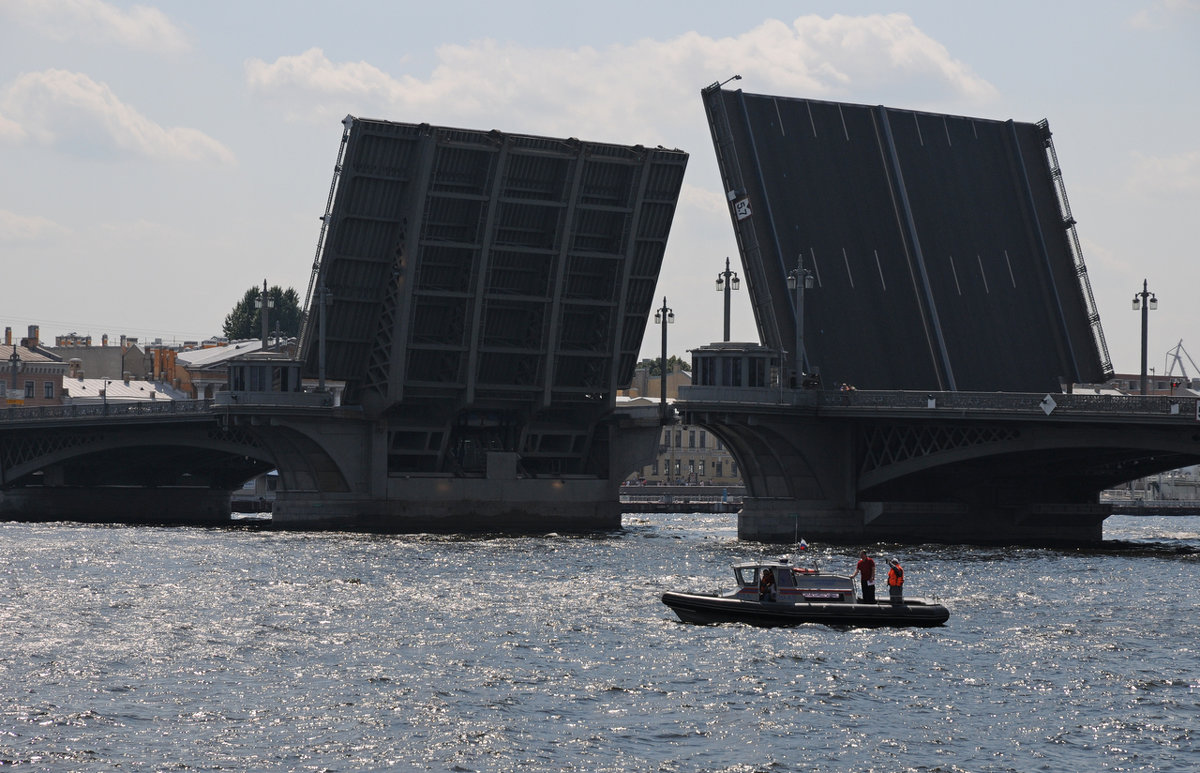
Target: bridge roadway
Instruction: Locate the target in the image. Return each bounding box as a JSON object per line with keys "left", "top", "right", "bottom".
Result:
{"left": 678, "top": 386, "right": 1200, "bottom": 545}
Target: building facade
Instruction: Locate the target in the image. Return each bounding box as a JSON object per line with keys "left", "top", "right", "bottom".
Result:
{"left": 2, "top": 326, "right": 66, "bottom": 407}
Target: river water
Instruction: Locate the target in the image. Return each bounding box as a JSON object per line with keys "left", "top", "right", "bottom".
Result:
{"left": 0, "top": 512, "right": 1197, "bottom": 772}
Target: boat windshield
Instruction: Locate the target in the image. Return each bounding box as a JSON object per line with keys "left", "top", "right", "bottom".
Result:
{"left": 734, "top": 566, "right": 759, "bottom": 586}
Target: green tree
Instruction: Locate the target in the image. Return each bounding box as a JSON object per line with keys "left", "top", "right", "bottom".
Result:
{"left": 646, "top": 355, "right": 691, "bottom": 377}
{"left": 222, "top": 285, "right": 303, "bottom": 340}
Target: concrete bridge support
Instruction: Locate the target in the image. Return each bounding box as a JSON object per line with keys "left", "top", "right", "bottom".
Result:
{"left": 223, "top": 406, "right": 663, "bottom": 533}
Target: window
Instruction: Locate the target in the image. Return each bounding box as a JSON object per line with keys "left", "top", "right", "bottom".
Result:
{"left": 698, "top": 460, "right": 706, "bottom": 477}
{"left": 688, "top": 430, "right": 695, "bottom": 448}
{"left": 699, "top": 431, "right": 707, "bottom": 449}
{"left": 674, "top": 430, "right": 681, "bottom": 447}
{"left": 43, "top": 381, "right": 54, "bottom": 399}
{"left": 730, "top": 460, "right": 738, "bottom": 477}
{"left": 715, "top": 461, "right": 723, "bottom": 477}
{"left": 721, "top": 357, "right": 742, "bottom": 387}
{"left": 24, "top": 380, "right": 34, "bottom": 399}
{"left": 652, "top": 460, "right": 659, "bottom": 476}
{"left": 748, "top": 358, "right": 766, "bottom": 387}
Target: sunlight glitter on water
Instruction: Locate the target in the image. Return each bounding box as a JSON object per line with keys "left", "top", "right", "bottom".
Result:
{"left": 0, "top": 514, "right": 1197, "bottom": 770}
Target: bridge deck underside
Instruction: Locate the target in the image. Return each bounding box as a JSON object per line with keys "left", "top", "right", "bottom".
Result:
{"left": 704, "top": 89, "right": 1105, "bottom": 393}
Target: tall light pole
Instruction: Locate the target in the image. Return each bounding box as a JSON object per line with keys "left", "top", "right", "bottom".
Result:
{"left": 256, "top": 279, "right": 274, "bottom": 349}
{"left": 7, "top": 345, "right": 19, "bottom": 391}
{"left": 654, "top": 297, "right": 674, "bottom": 424}
{"left": 787, "top": 255, "right": 814, "bottom": 388}
{"left": 7, "top": 345, "right": 20, "bottom": 405}
{"left": 715, "top": 257, "right": 740, "bottom": 342}
{"left": 1132, "top": 279, "right": 1158, "bottom": 395}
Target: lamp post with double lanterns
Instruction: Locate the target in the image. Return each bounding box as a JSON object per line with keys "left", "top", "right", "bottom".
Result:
{"left": 654, "top": 297, "right": 675, "bottom": 425}
{"left": 786, "top": 255, "right": 814, "bottom": 387}
{"left": 1132, "top": 279, "right": 1157, "bottom": 395}
{"left": 6, "top": 345, "right": 20, "bottom": 405}
{"left": 715, "top": 257, "right": 740, "bottom": 342}
{"left": 256, "top": 279, "right": 274, "bottom": 349}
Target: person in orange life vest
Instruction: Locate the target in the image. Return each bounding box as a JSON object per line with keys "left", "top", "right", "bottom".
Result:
{"left": 759, "top": 567, "right": 776, "bottom": 602}
{"left": 851, "top": 550, "right": 876, "bottom": 603}
{"left": 886, "top": 559, "right": 904, "bottom": 603}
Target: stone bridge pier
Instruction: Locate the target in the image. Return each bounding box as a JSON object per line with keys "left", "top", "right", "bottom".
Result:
{"left": 215, "top": 400, "right": 665, "bottom": 533}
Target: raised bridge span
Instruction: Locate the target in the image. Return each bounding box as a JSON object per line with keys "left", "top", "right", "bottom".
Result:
{"left": 678, "top": 85, "right": 1197, "bottom": 544}
{"left": 2, "top": 116, "right": 687, "bottom": 531}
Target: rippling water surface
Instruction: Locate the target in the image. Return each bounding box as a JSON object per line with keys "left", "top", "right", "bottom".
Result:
{"left": 1, "top": 513, "right": 1197, "bottom": 771}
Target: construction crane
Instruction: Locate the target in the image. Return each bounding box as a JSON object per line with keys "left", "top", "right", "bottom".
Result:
{"left": 1164, "top": 340, "right": 1198, "bottom": 385}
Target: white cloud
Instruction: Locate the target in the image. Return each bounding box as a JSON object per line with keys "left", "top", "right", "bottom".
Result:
{"left": 244, "top": 13, "right": 997, "bottom": 138}
{"left": 0, "top": 69, "right": 234, "bottom": 164}
{"left": 0, "top": 0, "right": 190, "bottom": 53}
{"left": 1128, "top": 150, "right": 1200, "bottom": 198}
{"left": 1129, "top": 0, "right": 1200, "bottom": 29}
{"left": 0, "top": 209, "right": 68, "bottom": 242}
{"left": 0, "top": 110, "right": 25, "bottom": 142}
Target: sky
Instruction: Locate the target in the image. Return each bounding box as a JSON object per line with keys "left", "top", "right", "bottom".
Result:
{"left": 1, "top": 0, "right": 1197, "bottom": 380}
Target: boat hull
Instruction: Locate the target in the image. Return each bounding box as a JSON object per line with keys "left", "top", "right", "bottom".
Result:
{"left": 661, "top": 591, "right": 949, "bottom": 628}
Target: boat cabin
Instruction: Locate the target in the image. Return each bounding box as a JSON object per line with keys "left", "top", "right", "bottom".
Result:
{"left": 730, "top": 560, "right": 856, "bottom": 604}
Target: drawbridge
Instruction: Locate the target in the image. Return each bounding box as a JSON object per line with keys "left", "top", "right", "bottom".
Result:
{"left": 702, "top": 86, "right": 1112, "bottom": 393}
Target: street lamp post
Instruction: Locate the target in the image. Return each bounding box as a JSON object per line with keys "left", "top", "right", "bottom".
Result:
{"left": 7, "top": 345, "right": 19, "bottom": 391}
{"left": 715, "top": 257, "right": 740, "bottom": 342}
{"left": 255, "top": 278, "right": 274, "bottom": 349}
{"left": 786, "top": 255, "right": 814, "bottom": 387}
{"left": 654, "top": 297, "right": 675, "bottom": 424}
{"left": 1132, "top": 279, "right": 1158, "bottom": 395}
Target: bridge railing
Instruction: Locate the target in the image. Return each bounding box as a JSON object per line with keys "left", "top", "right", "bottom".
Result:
{"left": 0, "top": 399, "right": 214, "bottom": 422}
{"left": 678, "top": 386, "right": 1200, "bottom": 418}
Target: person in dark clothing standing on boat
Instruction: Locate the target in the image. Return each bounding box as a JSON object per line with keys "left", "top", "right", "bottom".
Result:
{"left": 886, "top": 559, "right": 904, "bottom": 604}
{"left": 759, "top": 567, "right": 776, "bottom": 602}
{"left": 851, "top": 550, "right": 876, "bottom": 603}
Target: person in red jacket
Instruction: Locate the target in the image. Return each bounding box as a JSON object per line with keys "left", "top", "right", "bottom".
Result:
{"left": 851, "top": 550, "right": 876, "bottom": 603}
{"left": 886, "top": 559, "right": 904, "bottom": 604}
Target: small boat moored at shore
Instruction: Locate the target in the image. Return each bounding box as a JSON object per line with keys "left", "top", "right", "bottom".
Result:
{"left": 662, "top": 557, "right": 949, "bottom": 628}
